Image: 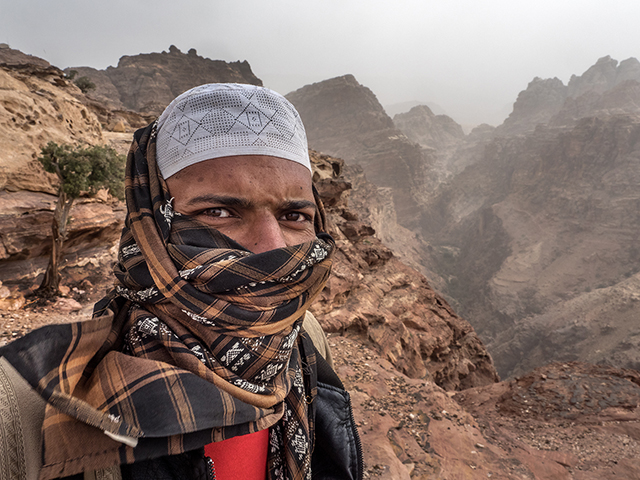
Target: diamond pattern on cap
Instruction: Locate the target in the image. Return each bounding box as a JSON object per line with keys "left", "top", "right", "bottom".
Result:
{"left": 156, "top": 84, "right": 310, "bottom": 179}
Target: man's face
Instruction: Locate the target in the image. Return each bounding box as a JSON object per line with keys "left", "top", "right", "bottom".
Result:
{"left": 166, "top": 155, "right": 317, "bottom": 253}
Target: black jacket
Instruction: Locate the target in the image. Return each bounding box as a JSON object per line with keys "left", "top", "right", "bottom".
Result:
{"left": 64, "top": 350, "right": 364, "bottom": 480}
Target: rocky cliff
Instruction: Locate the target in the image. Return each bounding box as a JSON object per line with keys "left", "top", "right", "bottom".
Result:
{"left": 310, "top": 152, "right": 497, "bottom": 388}
{"left": 418, "top": 58, "right": 640, "bottom": 379}
{"left": 288, "top": 57, "right": 640, "bottom": 384}
{"left": 286, "top": 75, "right": 431, "bottom": 230}
{"left": 0, "top": 54, "right": 127, "bottom": 306}
{"left": 498, "top": 56, "right": 640, "bottom": 135}
{"left": 66, "top": 45, "right": 262, "bottom": 115}
{"left": 393, "top": 105, "right": 465, "bottom": 151}
{"left": 2, "top": 48, "right": 640, "bottom": 479}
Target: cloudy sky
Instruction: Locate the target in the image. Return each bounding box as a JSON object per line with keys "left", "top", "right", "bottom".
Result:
{"left": 2, "top": 0, "right": 639, "bottom": 126}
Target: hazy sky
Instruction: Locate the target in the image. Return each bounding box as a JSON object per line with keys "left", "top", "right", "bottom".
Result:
{"left": 2, "top": 0, "right": 639, "bottom": 126}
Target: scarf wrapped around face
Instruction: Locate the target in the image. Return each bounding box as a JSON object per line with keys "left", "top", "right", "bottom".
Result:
{"left": 0, "top": 122, "right": 334, "bottom": 480}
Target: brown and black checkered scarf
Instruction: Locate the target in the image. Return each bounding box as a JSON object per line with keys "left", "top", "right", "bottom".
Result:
{"left": 0, "top": 122, "right": 334, "bottom": 480}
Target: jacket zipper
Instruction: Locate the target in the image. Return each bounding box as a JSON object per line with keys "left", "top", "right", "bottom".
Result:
{"left": 206, "top": 456, "right": 216, "bottom": 480}
{"left": 347, "top": 393, "right": 365, "bottom": 480}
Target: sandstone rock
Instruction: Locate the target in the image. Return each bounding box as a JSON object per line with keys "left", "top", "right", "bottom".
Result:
{"left": 393, "top": 104, "right": 465, "bottom": 150}
{"left": 0, "top": 47, "right": 50, "bottom": 68}
{"left": 0, "top": 294, "right": 25, "bottom": 311}
{"left": 454, "top": 362, "right": 640, "bottom": 477}
{"left": 287, "top": 75, "right": 430, "bottom": 230}
{"left": 0, "top": 63, "right": 104, "bottom": 193}
{"left": 65, "top": 46, "right": 263, "bottom": 115}
{"left": 498, "top": 56, "right": 640, "bottom": 135}
{"left": 566, "top": 55, "right": 640, "bottom": 98}
{"left": 0, "top": 191, "right": 123, "bottom": 265}
{"left": 111, "top": 120, "right": 127, "bottom": 133}
{"left": 422, "top": 113, "right": 640, "bottom": 378}
{"left": 310, "top": 152, "right": 498, "bottom": 389}
{"left": 497, "top": 77, "right": 568, "bottom": 135}
{"left": 333, "top": 336, "right": 640, "bottom": 479}
{"left": 53, "top": 297, "right": 82, "bottom": 313}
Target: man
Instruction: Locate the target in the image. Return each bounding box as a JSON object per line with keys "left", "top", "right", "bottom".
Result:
{"left": 0, "top": 84, "right": 362, "bottom": 480}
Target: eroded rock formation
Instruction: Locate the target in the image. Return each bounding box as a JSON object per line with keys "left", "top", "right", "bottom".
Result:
{"left": 0, "top": 55, "right": 124, "bottom": 293}
{"left": 393, "top": 105, "right": 465, "bottom": 151}
{"left": 66, "top": 45, "right": 262, "bottom": 115}
{"left": 3, "top": 47, "right": 640, "bottom": 479}
{"left": 287, "top": 75, "right": 431, "bottom": 229}
{"left": 310, "top": 151, "right": 498, "bottom": 389}
{"left": 498, "top": 56, "right": 640, "bottom": 135}
{"left": 420, "top": 58, "right": 640, "bottom": 378}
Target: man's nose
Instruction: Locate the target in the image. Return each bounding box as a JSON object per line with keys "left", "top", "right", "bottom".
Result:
{"left": 250, "top": 215, "right": 288, "bottom": 253}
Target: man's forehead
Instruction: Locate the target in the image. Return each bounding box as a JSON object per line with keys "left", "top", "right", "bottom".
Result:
{"left": 168, "top": 154, "right": 313, "bottom": 184}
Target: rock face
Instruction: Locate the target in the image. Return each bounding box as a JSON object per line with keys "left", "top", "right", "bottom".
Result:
{"left": 287, "top": 75, "right": 430, "bottom": 229}
{"left": 336, "top": 336, "right": 640, "bottom": 479}
{"left": 0, "top": 54, "right": 124, "bottom": 291}
{"left": 393, "top": 105, "right": 465, "bottom": 150}
{"left": 310, "top": 151, "right": 498, "bottom": 389}
{"left": 66, "top": 46, "right": 263, "bottom": 115}
{"left": 295, "top": 56, "right": 640, "bottom": 381}
{"left": 498, "top": 56, "right": 640, "bottom": 136}
{"left": 0, "top": 61, "right": 103, "bottom": 193}
{"left": 0, "top": 47, "right": 51, "bottom": 68}
{"left": 497, "top": 77, "right": 568, "bottom": 135}
{"left": 5, "top": 48, "right": 640, "bottom": 479}
{"left": 420, "top": 57, "right": 640, "bottom": 378}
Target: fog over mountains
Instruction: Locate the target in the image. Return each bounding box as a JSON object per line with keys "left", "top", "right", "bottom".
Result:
{"left": 3, "top": 44, "right": 640, "bottom": 477}
{"left": 8, "top": 44, "right": 639, "bottom": 380}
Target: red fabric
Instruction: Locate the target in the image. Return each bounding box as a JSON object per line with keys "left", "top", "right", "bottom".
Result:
{"left": 204, "top": 429, "right": 269, "bottom": 480}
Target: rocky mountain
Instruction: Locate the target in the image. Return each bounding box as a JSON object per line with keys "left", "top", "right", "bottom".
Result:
{"left": 0, "top": 55, "right": 129, "bottom": 307}
{"left": 65, "top": 45, "right": 262, "bottom": 115}
{"left": 498, "top": 56, "right": 640, "bottom": 135}
{"left": 283, "top": 57, "right": 640, "bottom": 384}
{"left": 286, "top": 75, "right": 431, "bottom": 230}
{"left": 310, "top": 152, "right": 497, "bottom": 388}
{"left": 393, "top": 104, "right": 465, "bottom": 151}
{"left": 416, "top": 57, "right": 640, "bottom": 379}
{"left": 3, "top": 48, "right": 640, "bottom": 479}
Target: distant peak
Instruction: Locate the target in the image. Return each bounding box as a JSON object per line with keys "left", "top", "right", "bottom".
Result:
{"left": 595, "top": 55, "right": 616, "bottom": 65}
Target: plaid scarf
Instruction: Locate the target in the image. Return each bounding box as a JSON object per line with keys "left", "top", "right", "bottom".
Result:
{"left": 0, "top": 123, "right": 334, "bottom": 480}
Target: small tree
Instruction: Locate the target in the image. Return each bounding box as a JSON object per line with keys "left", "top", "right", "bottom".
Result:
{"left": 74, "top": 76, "right": 96, "bottom": 94}
{"left": 37, "top": 142, "right": 125, "bottom": 296}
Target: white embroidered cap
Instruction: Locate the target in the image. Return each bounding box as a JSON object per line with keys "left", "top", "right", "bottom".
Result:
{"left": 155, "top": 83, "right": 311, "bottom": 179}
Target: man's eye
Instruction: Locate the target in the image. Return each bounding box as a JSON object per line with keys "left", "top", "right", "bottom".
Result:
{"left": 281, "top": 212, "right": 310, "bottom": 222}
{"left": 203, "top": 208, "right": 232, "bottom": 218}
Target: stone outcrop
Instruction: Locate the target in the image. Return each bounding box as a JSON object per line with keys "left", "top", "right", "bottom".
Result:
{"left": 0, "top": 61, "right": 103, "bottom": 193}
{"left": 336, "top": 336, "right": 640, "bottom": 478}
{"left": 0, "top": 47, "right": 51, "bottom": 69}
{"left": 287, "top": 75, "right": 430, "bottom": 230}
{"left": 393, "top": 104, "right": 465, "bottom": 150}
{"left": 5, "top": 48, "right": 640, "bottom": 479}
{"left": 497, "top": 77, "right": 568, "bottom": 135}
{"left": 65, "top": 46, "right": 263, "bottom": 115}
{"left": 422, "top": 111, "right": 640, "bottom": 378}
{"left": 310, "top": 151, "right": 498, "bottom": 389}
{"left": 498, "top": 56, "right": 640, "bottom": 136}
{"left": 567, "top": 56, "right": 640, "bottom": 98}
{"left": 0, "top": 54, "right": 124, "bottom": 292}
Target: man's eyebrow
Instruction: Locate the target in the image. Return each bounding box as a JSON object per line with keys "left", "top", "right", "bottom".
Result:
{"left": 184, "top": 194, "right": 253, "bottom": 209}
{"left": 183, "top": 196, "right": 317, "bottom": 213}
{"left": 281, "top": 200, "right": 318, "bottom": 212}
